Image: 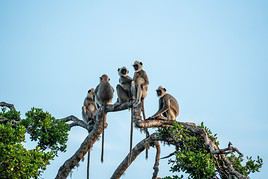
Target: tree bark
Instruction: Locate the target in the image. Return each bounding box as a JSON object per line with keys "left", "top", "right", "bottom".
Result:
{"left": 56, "top": 101, "right": 248, "bottom": 179}
{"left": 111, "top": 134, "right": 158, "bottom": 179}
{"left": 111, "top": 121, "right": 248, "bottom": 179}
{"left": 55, "top": 111, "right": 106, "bottom": 179}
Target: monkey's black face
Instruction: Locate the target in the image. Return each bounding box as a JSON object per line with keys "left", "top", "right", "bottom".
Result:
{"left": 121, "top": 68, "right": 127, "bottom": 75}
{"left": 88, "top": 90, "right": 94, "bottom": 96}
{"left": 156, "top": 89, "right": 162, "bottom": 97}
{"left": 133, "top": 64, "right": 139, "bottom": 71}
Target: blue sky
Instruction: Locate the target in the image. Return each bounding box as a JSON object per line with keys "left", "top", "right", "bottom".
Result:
{"left": 0, "top": 0, "right": 267, "bottom": 178}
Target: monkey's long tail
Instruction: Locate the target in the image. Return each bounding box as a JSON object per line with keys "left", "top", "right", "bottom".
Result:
{"left": 128, "top": 108, "right": 134, "bottom": 165}
{"left": 142, "top": 100, "right": 149, "bottom": 160}
{"left": 87, "top": 150, "right": 90, "bottom": 179}
{"left": 101, "top": 113, "right": 106, "bottom": 163}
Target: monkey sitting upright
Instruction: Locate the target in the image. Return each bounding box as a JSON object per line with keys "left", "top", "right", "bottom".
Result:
{"left": 131, "top": 60, "right": 149, "bottom": 107}
{"left": 95, "top": 74, "right": 114, "bottom": 108}
{"left": 94, "top": 74, "right": 114, "bottom": 163}
{"left": 150, "top": 86, "right": 179, "bottom": 121}
{"left": 82, "top": 88, "right": 97, "bottom": 124}
{"left": 82, "top": 88, "right": 97, "bottom": 177}
{"left": 116, "top": 67, "right": 133, "bottom": 104}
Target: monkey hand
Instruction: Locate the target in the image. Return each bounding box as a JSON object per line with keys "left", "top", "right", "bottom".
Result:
{"left": 147, "top": 117, "right": 152, "bottom": 120}
{"left": 147, "top": 116, "right": 155, "bottom": 120}
{"left": 82, "top": 106, "right": 86, "bottom": 112}
{"left": 151, "top": 114, "right": 158, "bottom": 119}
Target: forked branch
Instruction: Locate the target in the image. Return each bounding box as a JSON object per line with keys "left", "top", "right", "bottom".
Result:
{"left": 112, "top": 119, "right": 248, "bottom": 179}
{"left": 55, "top": 111, "right": 106, "bottom": 179}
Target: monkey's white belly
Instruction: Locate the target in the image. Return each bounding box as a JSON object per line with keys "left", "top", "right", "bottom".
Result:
{"left": 136, "top": 77, "right": 145, "bottom": 85}
{"left": 88, "top": 104, "right": 95, "bottom": 112}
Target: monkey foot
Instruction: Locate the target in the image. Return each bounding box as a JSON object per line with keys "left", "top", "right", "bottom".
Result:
{"left": 133, "top": 101, "right": 141, "bottom": 108}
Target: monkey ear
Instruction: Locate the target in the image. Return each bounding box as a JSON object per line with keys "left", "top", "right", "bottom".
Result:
{"left": 108, "top": 78, "right": 110, "bottom": 81}
{"left": 100, "top": 77, "right": 102, "bottom": 80}
{"left": 163, "top": 88, "right": 167, "bottom": 92}
{"left": 140, "top": 62, "right": 143, "bottom": 65}
{"left": 118, "top": 68, "right": 120, "bottom": 72}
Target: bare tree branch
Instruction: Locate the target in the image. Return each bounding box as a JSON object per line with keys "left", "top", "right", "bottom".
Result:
{"left": 160, "top": 151, "right": 176, "bottom": 160}
{"left": 211, "top": 142, "right": 243, "bottom": 156}
{"left": 1, "top": 101, "right": 249, "bottom": 178}
{"left": 0, "top": 101, "right": 15, "bottom": 110}
{"left": 56, "top": 102, "right": 248, "bottom": 179}
{"left": 135, "top": 119, "right": 174, "bottom": 128}
{"left": 58, "top": 115, "right": 92, "bottom": 131}
{"left": 111, "top": 120, "right": 248, "bottom": 179}
{"left": 111, "top": 133, "right": 159, "bottom": 179}
{"left": 105, "top": 102, "right": 132, "bottom": 112}
{"left": 55, "top": 111, "right": 106, "bottom": 179}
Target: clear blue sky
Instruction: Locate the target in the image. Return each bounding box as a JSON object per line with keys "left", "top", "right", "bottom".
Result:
{"left": 1, "top": 0, "right": 267, "bottom": 178}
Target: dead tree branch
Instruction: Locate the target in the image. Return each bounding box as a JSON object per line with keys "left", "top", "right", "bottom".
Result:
{"left": 111, "top": 118, "right": 248, "bottom": 179}
{"left": 111, "top": 133, "right": 159, "bottom": 179}
{"left": 56, "top": 103, "right": 132, "bottom": 179}
{"left": 58, "top": 115, "right": 92, "bottom": 131}
{"left": 55, "top": 111, "right": 106, "bottom": 179}
{"left": 0, "top": 101, "right": 15, "bottom": 110}
{"left": 54, "top": 101, "right": 248, "bottom": 179}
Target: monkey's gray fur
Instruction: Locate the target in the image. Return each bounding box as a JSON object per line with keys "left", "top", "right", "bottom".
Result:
{"left": 116, "top": 66, "right": 133, "bottom": 104}
{"left": 95, "top": 74, "right": 114, "bottom": 107}
{"left": 82, "top": 88, "right": 97, "bottom": 124}
{"left": 131, "top": 60, "right": 149, "bottom": 107}
{"left": 95, "top": 74, "right": 114, "bottom": 163}
{"left": 82, "top": 88, "right": 97, "bottom": 179}
{"left": 151, "top": 86, "right": 179, "bottom": 120}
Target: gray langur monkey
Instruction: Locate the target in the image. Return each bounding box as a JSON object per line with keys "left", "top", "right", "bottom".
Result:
{"left": 131, "top": 60, "right": 149, "bottom": 107}
{"left": 115, "top": 67, "right": 136, "bottom": 163}
{"left": 95, "top": 74, "right": 114, "bottom": 163}
{"left": 150, "top": 86, "right": 179, "bottom": 120}
{"left": 131, "top": 60, "right": 150, "bottom": 159}
{"left": 82, "top": 88, "right": 97, "bottom": 124}
{"left": 82, "top": 88, "right": 97, "bottom": 179}
{"left": 116, "top": 67, "right": 133, "bottom": 104}
{"left": 95, "top": 74, "right": 114, "bottom": 107}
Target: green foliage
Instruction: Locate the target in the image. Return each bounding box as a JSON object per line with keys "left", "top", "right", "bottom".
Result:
{"left": 159, "top": 122, "right": 263, "bottom": 179}
{"left": 200, "top": 122, "right": 219, "bottom": 145}
{"left": 0, "top": 123, "right": 25, "bottom": 144}
{"left": 0, "top": 106, "right": 70, "bottom": 179}
{"left": 159, "top": 123, "right": 216, "bottom": 178}
{"left": 227, "top": 154, "right": 263, "bottom": 176}
{"left": 0, "top": 142, "right": 53, "bottom": 179}
{"left": 22, "top": 108, "right": 69, "bottom": 153}
{"left": 0, "top": 107, "right": 21, "bottom": 122}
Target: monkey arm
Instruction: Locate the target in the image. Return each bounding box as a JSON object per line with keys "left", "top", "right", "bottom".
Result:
{"left": 126, "top": 76, "right": 133, "bottom": 82}
{"left": 81, "top": 107, "right": 87, "bottom": 120}
{"left": 151, "top": 99, "right": 169, "bottom": 118}
{"left": 151, "top": 108, "right": 169, "bottom": 118}
{"left": 143, "top": 70, "right": 149, "bottom": 85}
{"left": 94, "top": 85, "right": 99, "bottom": 94}
{"left": 120, "top": 76, "right": 132, "bottom": 84}
{"left": 83, "top": 98, "right": 88, "bottom": 106}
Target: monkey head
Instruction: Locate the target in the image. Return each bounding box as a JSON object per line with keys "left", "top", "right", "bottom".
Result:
{"left": 100, "top": 74, "right": 110, "bottom": 82}
{"left": 156, "top": 86, "right": 167, "bottom": 97}
{"left": 133, "top": 60, "right": 143, "bottom": 72}
{"left": 118, "top": 67, "right": 129, "bottom": 77}
{"left": 87, "top": 88, "right": 95, "bottom": 100}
